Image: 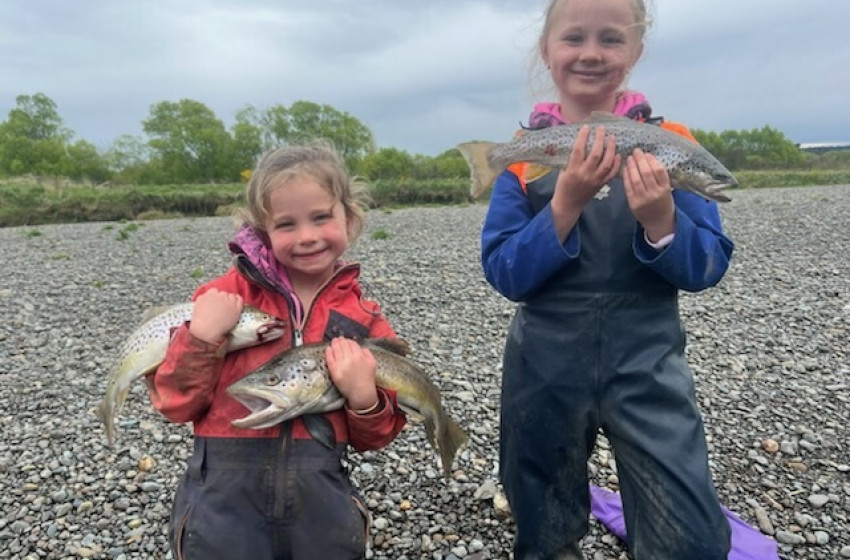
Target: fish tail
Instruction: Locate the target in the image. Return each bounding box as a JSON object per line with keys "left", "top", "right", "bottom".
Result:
{"left": 457, "top": 141, "right": 498, "bottom": 199}
{"left": 434, "top": 415, "right": 469, "bottom": 479}
{"left": 94, "top": 398, "right": 116, "bottom": 447}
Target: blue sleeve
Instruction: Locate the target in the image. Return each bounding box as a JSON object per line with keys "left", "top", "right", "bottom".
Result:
{"left": 633, "top": 190, "right": 734, "bottom": 292}
{"left": 480, "top": 171, "right": 580, "bottom": 301}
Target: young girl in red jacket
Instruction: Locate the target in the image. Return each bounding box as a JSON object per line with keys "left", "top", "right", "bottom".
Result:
{"left": 147, "top": 141, "right": 406, "bottom": 560}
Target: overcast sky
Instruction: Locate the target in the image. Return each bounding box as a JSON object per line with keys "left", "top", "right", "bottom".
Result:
{"left": 1, "top": 0, "right": 846, "bottom": 156}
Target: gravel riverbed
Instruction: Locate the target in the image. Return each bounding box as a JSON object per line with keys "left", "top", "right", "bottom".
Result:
{"left": 1, "top": 185, "right": 848, "bottom": 560}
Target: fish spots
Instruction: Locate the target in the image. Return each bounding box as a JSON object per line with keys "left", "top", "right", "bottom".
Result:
{"left": 544, "top": 144, "right": 557, "bottom": 157}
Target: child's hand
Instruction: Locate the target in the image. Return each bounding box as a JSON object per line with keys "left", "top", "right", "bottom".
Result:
{"left": 552, "top": 125, "right": 621, "bottom": 211}
{"left": 623, "top": 148, "right": 675, "bottom": 242}
{"left": 325, "top": 337, "right": 379, "bottom": 411}
{"left": 188, "top": 289, "right": 244, "bottom": 344}
{"left": 548, "top": 125, "right": 621, "bottom": 242}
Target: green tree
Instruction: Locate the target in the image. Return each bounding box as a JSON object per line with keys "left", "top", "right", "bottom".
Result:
{"left": 4, "top": 93, "right": 70, "bottom": 141}
{"left": 142, "top": 99, "right": 235, "bottom": 182}
{"left": 231, "top": 106, "right": 264, "bottom": 172}
{"left": 260, "top": 101, "right": 375, "bottom": 168}
{"left": 411, "top": 148, "right": 468, "bottom": 180}
{"left": 0, "top": 93, "right": 73, "bottom": 176}
{"left": 693, "top": 125, "right": 805, "bottom": 170}
{"left": 103, "top": 134, "right": 154, "bottom": 183}
{"left": 0, "top": 133, "right": 65, "bottom": 175}
{"left": 358, "top": 147, "right": 415, "bottom": 180}
{"left": 60, "top": 139, "right": 110, "bottom": 182}
{"left": 104, "top": 134, "right": 150, "bottom": 172}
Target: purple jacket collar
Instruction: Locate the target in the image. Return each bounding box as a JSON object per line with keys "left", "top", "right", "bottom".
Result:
{"left": 228, "top": 224, "right": 295, "bottom": 296}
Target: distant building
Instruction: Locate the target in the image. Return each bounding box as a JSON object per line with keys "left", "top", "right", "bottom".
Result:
{"left": 798, "top": 142, "right": 850, "bottom": 154}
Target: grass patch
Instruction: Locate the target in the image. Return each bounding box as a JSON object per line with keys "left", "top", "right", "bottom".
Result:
{"left": 735, "top": 169, "right": 850, "bottom": 189}
{"left": 116, "top": 222, "right": 143, "bottom": 240}
{"left": 371, "top": 229, "right": 391, "bottom": 240}
{"left": 0, "top": 181, "right": 244, "bottom": 227}
{"left": 1, "top": 172, "right": 847, "bottom": 227}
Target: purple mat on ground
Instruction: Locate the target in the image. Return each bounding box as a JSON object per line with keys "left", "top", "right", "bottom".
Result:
{"left": 589, "top": 485, "right": 780, "bottom": 560}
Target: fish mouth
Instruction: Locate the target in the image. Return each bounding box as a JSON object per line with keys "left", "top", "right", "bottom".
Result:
{"left": 231, "top": 403, "right": 289, "bottom": 430}
{"left": 227, "top": 386, "right": 292, "bottom": 429}
{"left": 673, "top": 169, "right": 737, "bottom": 203}
{"left": 704, "top": 176, "right": 739, "bottom": 202}
{"left": 227, "top": 385, "right": 291, "bottom": 409}
{"left": 257, "top": 320, "right": 287, "bottom": 341}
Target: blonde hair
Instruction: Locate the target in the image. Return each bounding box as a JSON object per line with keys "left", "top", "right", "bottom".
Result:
{"left": 238, "top": 140, "right": 371, "bottom": 242}
{"left": 539, "top": 0, "right": 651, "bottom": 45}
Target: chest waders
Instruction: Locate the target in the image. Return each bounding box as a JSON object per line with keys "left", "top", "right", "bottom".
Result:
{"left": 169, "top": 425, "right": 369, "bottom": 560}
{"left": 499, "top": 170, "right": 731, "bottom": 560}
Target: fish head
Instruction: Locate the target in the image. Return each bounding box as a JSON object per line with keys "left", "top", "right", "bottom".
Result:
{"left": 671, "top": 161, "right": 738, "bottom": 203}
{"left": 226, "top": 350, "right": 340, "bottom": 429}
{"left": 228, "top": 308, "right": 288, "bottom": 350}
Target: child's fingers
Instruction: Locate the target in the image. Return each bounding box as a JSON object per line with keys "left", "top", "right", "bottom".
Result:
{"left": 604, "top": 153, "right": 623, "bottom": 184}
{"left": 569, "top": 125, "right": 591, "bottom": 165}
{"left": 598, "top": 133, "right": 618, "bottom": 170}
{"left": 623, "top": 153, "right": 644, "bottom": 196}
{"left": 630, "top": 149, "right": 669, "bottom": 192}
{"left": 586, "top": 126, "right": 607, "bottom": 164}
{"left": 325, "top": 344, "right": 337, "bottom": 370}
{"left": 645, "top": 152, "right": 670, "bottom": 186}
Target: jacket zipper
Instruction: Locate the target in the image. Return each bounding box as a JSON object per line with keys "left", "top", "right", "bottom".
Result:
{"left": 290, "top": 263, "right": 358, "bottom": 348}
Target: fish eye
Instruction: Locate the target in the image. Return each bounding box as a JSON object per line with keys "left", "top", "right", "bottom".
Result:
{"left": 265, "top": 373, "right": 280, "bottom": 386}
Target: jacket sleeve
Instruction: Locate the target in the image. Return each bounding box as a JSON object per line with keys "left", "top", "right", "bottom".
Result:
{"left": 145, "top": 323, "right": 227, "bottom": 423}
{"left": 632, "top": 122, "right": 734, "bottom": 291}
{"left": 481, "top": 170, "right": 580, "bottom": 301}
{"left": 633, "top": 191, "right": 734, "bottom": 291}
{"left": 145, "top": 273, "right": 243, "bottom": 424}
{"left": 345, "top": 312, "right": 407, "bottom": 451}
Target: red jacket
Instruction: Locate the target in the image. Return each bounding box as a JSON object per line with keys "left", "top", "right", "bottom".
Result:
{"left": 146, "top": 264, "right": 406, "bottom": 451}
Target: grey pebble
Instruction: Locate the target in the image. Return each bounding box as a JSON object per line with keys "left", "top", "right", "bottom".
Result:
{"left": 1, "top": 186, "right": 849, "bottom": 560}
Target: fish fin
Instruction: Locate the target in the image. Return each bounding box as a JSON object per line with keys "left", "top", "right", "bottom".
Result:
{"left": 424, "top": 418, "right": 438, "bottom": 451}
{"left": 438, "top": 417, "right": 468, "bottom": 479}
{"left": 524, "top": 163, "right": 553, "bottom": 183}
{"left": 426, "top": 414, "right": 468, "bottom": 479}
{"left": 397, "top": 403, "right": 425, "bottom": 423}
{"left": 365, "top": 337, "right": 411, "bottom": 356}
{"left": 302, "top": 414, "right": 336, "bottom": 449}
{"left": 93, "top": 400, "right": 115, "bottom": 447}
{"left": 456, "top": 141, "right": 499, "bottom": 199}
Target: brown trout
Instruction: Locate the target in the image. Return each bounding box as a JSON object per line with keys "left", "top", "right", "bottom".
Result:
{"left": 458, "top": 112, "right": 737, "bottom": 202}
{"left": 226, "top": 338, "right": 468, "bottom": 478}
{"left": 95, "top": 303, "right": 286, "bottom": 446}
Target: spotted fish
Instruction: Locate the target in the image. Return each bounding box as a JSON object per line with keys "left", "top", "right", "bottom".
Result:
{"left": 95, "top": 303, "right": 286, "bottom": 446}
{"left": 458, "top": 112, "right": 737, "bottom": 202}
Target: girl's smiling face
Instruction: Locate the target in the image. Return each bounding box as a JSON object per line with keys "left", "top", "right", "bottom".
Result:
{"left": 263, "top": 175, "right": 351, "bottom": 287}
{"left": 541, "top": 0, "right": 644, "bottom": 119}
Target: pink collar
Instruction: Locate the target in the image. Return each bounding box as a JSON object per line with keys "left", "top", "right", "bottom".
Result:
{"left": 528, "top": 90, "right": 652, "bottom": 128}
